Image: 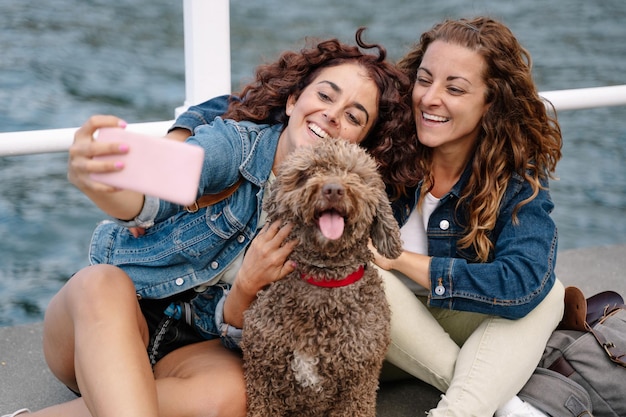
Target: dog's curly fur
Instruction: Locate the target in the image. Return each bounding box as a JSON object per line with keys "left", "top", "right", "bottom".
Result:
{"left": 241, "top": 139, "right": 403, "bottom": 417}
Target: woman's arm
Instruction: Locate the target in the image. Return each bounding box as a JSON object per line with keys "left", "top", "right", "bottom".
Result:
{"left": 169, "top": 94, "right": 233, "bottom": 136}
{"left": 370, "top": 244, "right": 432, "bottom": 290}
{"left": 371, "top": 183, "right": 557, "bottom": 319}
{"left": 68, "top": 115, "right": 145, "bottom": 220}
{"left": 165, "top": 127, "right": 192, "bottom": 142}
{"left": 428, "top": 186, "right": 558, "bottom": 319}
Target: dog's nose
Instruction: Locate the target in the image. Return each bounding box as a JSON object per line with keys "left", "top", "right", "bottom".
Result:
{"left": 322, "top": 183, "right": 345, "bottom": 201}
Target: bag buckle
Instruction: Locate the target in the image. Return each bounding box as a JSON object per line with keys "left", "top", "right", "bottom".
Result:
{"left": 185, "top": 201, "right": 200, "bottom": 213}
{"left": 603, "top": 341, "right": 626, "bottom": 367}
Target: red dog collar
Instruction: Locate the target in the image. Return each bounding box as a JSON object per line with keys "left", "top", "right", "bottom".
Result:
{"left": 301, "top": 265, "right": 365, "bottom": 288}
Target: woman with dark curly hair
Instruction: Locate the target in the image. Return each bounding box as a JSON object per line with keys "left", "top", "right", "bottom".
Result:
{"left": 371, "top": 17, "right": 565, "bottom": 417}
{"left": 4, "top": 30, "right": 418, "bottom": 417}
{"left": 176, "top": 29, "right": 420, "bottom": 200}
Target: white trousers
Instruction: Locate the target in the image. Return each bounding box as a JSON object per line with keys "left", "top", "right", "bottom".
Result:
{"left": 378, "top": 266, "right": 565, "bottom": 417}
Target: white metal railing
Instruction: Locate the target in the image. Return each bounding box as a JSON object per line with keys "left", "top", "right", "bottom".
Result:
{"left": 2, "top": 85, "right": 625, "bottom": 157}
{"left": 1, "top": 0, "right": 625, "bottom": 157}
{"left": 0, "top": 0, "right": 231, "bottom": 158}
{"left": 540, "top": 85, "right": 626, "bottom": 111}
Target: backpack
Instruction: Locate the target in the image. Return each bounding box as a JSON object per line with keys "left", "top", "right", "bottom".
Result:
{"left": 519, "top": 287, "right": 626, "bottom": 417}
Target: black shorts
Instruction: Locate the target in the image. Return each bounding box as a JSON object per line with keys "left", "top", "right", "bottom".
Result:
{"left": 140, "top": 289, "right": 207, "bottom": 365}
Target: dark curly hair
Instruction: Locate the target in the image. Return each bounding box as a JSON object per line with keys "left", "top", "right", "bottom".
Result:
{"left": 223, "top": 28, "right": 420, "bottom": 200}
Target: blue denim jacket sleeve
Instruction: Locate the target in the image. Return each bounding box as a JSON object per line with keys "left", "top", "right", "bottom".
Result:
{"left": 110, "top": 117, "right": 246, "bottom": 228}
{"left": 214, "top": 290, "right": 243, "bottom": 350}
{"left": 112, "top": 195, "right": 161, "bottom": 228}
{"left": 428, "top": 176, "right": 558, "bottom": 320}
{"left": 110, "top": 95, "right": 234, "bottom": 228}
{"left": 169, "top": 95, "right": 235, "bottom": 133}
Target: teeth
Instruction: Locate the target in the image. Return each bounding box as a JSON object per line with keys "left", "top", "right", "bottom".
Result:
{"left": 309, "top": 123, "right": 331, "bottom": 139}
{"left": 423, "top": 112, "right": 449, "bottom": 122}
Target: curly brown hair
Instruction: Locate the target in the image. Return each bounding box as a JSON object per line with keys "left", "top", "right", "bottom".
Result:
{"left": 223, "top": 28, "right": 420, "bottom": 200}
{"left": 397, "top": 17, "right": 563, "bottom": 261}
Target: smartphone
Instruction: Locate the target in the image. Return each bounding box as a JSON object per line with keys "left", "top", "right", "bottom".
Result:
{"left": 91, "top": 127, "right": 205, "bottom": 206}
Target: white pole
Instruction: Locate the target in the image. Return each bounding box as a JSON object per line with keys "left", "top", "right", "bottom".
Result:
{"left": 1, "top": 84, "right": 626, "bottom": 157}
{"left": 0, "top": 0, "right": 233, "bottom": 157}
{"left": 176, "top": 0, "right": 231, "bottom": 117}
{"left": 0, "top": 121, "right": 174, "bottom": 157}
{"left": 541, "top": 85, "right": 626, "bottom": 111}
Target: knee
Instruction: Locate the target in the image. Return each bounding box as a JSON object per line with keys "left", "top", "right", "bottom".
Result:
{"left": 541, "top": 278, "right": 566, "bottom": 321}
{"left": 71, "top": 264, "right": 134, "bottom": 295}
{"left": 64, "top": 264, "right": 138, "bottom": 317}
{"left": 550, "top": 278, "right": 566, "bottom": 303}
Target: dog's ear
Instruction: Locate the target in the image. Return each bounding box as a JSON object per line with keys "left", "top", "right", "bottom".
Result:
{"left": 263, "top": 180, "right": 278, "bottom": 218}
{"left": 370, "top": 190, "right": 403, "bottom": 259}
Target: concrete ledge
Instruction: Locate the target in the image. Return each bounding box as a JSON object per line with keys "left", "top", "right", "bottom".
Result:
{"left": 1, "top": 245, "right": 624, "bottom": 416}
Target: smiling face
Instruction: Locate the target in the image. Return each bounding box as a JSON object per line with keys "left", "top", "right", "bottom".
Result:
{"left": 275, "top": 63, "right": 379, "bottom": 166}
{"left": 412, "top": 40, "right": 490, "bottom": 156}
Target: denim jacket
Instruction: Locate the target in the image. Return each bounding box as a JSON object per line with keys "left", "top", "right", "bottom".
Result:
{"left": 90, "top": 117, "right": 281, "bottom": 297}
{"left": 173, "top": 97, "right": 558, "bottom": 320}
{"left": 390, "top": 162, "right": 558, "bottom": 320}
{"left": 89, "top": 115, "right": 282, "bottom": 347}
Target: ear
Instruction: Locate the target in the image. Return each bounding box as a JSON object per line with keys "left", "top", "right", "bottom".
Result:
{"left": 285, "top": 94, "right": 297, "bottom": 117}
{"left": 370, "top": 191, "right": 403, "bottom": 259}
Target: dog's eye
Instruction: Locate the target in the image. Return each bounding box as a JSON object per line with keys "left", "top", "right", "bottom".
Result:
{"left": 294, "top": 170, "right": 310, "bottom": 188}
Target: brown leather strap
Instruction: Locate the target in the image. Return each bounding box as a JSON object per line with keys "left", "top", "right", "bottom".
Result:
{"left": 548, "top": 356, "right": 576, "bottom": 377}
{"left": 585, "top": 290, "right": 624, "bottom": 326}
{"left": 184, "top": 178, "right": 242, "bottom": 213}
{"left": 586, "top": 306, "right": 626, "bottom": 368}
{"left": 551, "top": 287, "right": 626, "bottom": 377}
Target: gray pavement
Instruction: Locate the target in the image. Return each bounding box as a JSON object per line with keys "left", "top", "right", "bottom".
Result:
{"left": 1, "top": 245, "right": 625, "bottom": 416}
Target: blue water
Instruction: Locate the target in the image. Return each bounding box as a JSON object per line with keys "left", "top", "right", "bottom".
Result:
{"left": 1, "top": 0, "right": 625, "bottom": 326}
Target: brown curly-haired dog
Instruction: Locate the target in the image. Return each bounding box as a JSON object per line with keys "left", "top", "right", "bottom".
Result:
{"left": 241, "top": 138, "right": 403, "bottom": 417}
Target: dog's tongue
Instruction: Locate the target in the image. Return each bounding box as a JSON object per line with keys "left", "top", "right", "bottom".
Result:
{"left": 318, "top": 211, "right": 344, "bottom": 240}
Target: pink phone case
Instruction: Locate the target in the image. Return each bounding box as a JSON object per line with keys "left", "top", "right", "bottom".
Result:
{"left": 91, "top": 127, "right": 205, "bottom": 206}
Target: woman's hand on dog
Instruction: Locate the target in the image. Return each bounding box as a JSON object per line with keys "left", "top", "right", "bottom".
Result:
{"left": 223, "top": 220, "right": 298, "bottom": 328}
{"left": 240, "top": 220, "right": 298, "bottom": 292}
{"left": 368, "top": 240, "right": 395, "bottom": 270}
{"left": 369, "top": 240, "right": 432, "bottom": 290}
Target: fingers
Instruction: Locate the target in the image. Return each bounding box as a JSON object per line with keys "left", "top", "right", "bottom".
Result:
{"left": 368, "top": 239, "right": 388, "bottom": 269}
{"left": 368, "top": 239, "right": 397, "bottom": 271}
{"left": 237, "top": 220, "right": 298, "bottom": 293}
{"left": 261, "top": 221, "right": 298, "bottom": 282}
{"left": 74, "top": 115, "right": 126, "bottom": 140}
{"left": 280, "top": 257, "right": 297, "bottom": 278}
{"left": 128, "top": 227, "right": 146, "bottom": 238}
{"left": 71, "top": 115, "right": 129, "bottom": 159}
{"left": 256, "top": 221, "right": 297, "bottom": 263}
{"left": 258, "top": 220, "right": 293, "bottom": 243}
{"left": 68, "top": 115, "right": 129, "bottom": 193}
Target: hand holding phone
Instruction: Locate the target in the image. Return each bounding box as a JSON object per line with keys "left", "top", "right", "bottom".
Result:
{"left": 90, "top": 128, "right": 205, "bottom": 206}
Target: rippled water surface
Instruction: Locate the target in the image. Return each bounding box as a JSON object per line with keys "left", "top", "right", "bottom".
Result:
{"left": 1, "top": 0, "right": 625, "bottom": 326}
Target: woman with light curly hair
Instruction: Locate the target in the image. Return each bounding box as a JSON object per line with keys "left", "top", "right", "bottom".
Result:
{"left": 371, "top": 16, "right": 565, "bottom": 417}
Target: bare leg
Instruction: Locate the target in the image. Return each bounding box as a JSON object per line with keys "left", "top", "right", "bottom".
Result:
{"left": 41, "top": 264, "right": 157, "bottom": 417}
{"left": 29, "top": 340, "right": 246, "bottom": 417}
{"left": 27, "top": 398, "right": 92, "bottom": 417}
{"left": 34, "top": 264, "right": 246, "bottom": 417}
{"left": 154, "top": 340, "right": 247, "bottom": 417}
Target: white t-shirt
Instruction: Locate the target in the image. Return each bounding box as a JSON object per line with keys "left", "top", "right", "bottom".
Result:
{"left": 396, "top": 193, "right": 440, "bottom": 295}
